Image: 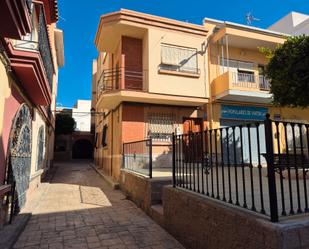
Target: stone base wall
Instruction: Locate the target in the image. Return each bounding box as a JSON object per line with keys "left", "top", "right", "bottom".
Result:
{"left": 120, "top": 170, "right": 152, "bottom": 213}
{"left": 119, "top": 170, "right": 172, "bottom": 214}
{"left": 162, "top": 186, "right": 309, "bottom": 249}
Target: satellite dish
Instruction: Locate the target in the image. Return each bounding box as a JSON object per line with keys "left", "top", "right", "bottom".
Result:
{"left": 245, "top": 12, "right": 260, "bottom": 25}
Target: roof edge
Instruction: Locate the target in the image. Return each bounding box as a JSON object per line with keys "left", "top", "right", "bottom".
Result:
{"left": 94, "top": 9, "right": 208, "bottom": 47}
{"left": 204, "top": 17, "right": 289, "bottom": 38}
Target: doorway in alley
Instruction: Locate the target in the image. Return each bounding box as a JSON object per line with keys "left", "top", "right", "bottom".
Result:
{"left": 72, "top": 139, "right": 93, "bottom": 159}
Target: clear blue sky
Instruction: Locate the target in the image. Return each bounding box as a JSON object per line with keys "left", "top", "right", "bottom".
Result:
{"left": 56, "top": 0, "right": 309, "bottom": 108}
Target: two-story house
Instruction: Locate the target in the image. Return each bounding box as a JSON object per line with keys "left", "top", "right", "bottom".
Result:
{"left": 92, "top": 9, "right": 309, "bottom": 182}
{"left": 92, "top": 9, "right": 209, "bottom": 181}
{"left": 0, "top": 0, "right": 64, "bottom": 225}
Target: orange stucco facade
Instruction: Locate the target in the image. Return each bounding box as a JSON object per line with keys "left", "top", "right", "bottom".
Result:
{"left": 92, "top": 9, "right": 309, "bottom": 183}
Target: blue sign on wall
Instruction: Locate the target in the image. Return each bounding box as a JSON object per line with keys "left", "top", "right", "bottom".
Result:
{"left": 221, "top": 105, "right": 268, "bottom": 121}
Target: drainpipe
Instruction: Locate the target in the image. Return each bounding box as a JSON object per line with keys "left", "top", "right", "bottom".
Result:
{"left": 205, "top": 26, "right": 218, "bottom": 130}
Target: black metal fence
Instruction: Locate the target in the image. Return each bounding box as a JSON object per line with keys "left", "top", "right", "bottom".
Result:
{"left": 172, "top": 115, "right": 309, "bottom": 222}
{"left": 0, "top": 182, "right": 16, "bottom": 225}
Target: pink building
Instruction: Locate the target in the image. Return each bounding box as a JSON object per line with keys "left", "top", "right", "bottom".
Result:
{"left": 0, "top": 0, "right": 64, "bottom": 226}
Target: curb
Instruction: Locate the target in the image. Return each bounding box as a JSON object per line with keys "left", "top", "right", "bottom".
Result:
{"left": 89, "top": 163, "right": 120, "bottom": 190}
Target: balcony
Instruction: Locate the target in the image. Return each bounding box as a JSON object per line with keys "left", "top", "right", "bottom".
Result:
{"left": 7, "top": 4, "right": 54, "bottom": 106}
{"left": 97, "top": 67, "right": 144, "bottom": 98}
{"left": 0, "top": 0, "right": 32, "bottom": 39}
{"left": 212, "top": 71, "right": 272, "bottom": 103}
{"left": 205, "top": 19, "right": 286, "bottom": 51}
{"left": 97, "top": 66, "right": 207, "bottom": 110}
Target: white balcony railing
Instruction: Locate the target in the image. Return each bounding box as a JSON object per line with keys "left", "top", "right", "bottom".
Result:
{"left": 231, "top": 72, "right": 270, "bottom": 91}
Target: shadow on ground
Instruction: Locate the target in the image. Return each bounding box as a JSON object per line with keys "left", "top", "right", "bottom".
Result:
{"left": 11, "top": 162, "right": 183, "bottom": 249}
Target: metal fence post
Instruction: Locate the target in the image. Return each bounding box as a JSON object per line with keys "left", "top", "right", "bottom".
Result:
{"left": 264, "top": 114, "right": 279, "bottom": 222}
{"left": 122, "top": 143, "right": 125, "bottom": 169}
{"left": 149, "top": 139, "right": 153, "bottom": 179}
{"left": 172, "top": 132, "right": 176, "bottom": 187}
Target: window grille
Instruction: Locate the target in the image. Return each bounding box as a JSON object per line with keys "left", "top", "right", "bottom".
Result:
{"left": 102, "top": 125, "right": 108, "bottom": 147}
{"left": 160, "top": 44, "right": 198, "bottom": 74}
{"left": 147, "top": 113, "right": 175, "bottom": 142}
{"left": 36, "top": 126, "right": 45, "bottom": 170}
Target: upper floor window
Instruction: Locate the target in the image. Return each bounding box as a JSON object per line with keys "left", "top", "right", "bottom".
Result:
{"left": 160, "top": 44, "right": 198, "bottom": 74}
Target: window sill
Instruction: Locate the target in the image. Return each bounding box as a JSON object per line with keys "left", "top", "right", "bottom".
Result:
{"left": 152, "top": 141, "right": 172, "bottom": 146}
{"left": 30, "top": 169, "right": 44, "bottom": 181}
{"left": 158, "top": 68, "right": 200, "bottom": 78}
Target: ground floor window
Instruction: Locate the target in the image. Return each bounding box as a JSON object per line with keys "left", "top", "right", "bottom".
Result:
{"left": 36, "top": 126, "right": 45, "bottom": 170}
{"left": 147, "top": 113, "right": 175, "bottom": 142}
{"left": 102, "top": 125, "right": 108, "bottom": 147}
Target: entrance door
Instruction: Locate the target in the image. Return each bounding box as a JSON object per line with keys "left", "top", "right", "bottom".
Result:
{"left": 183, "top": 118, "right": 203, "bottom": 162}
{"left": 183, "top": 118, "right": 203, "bottom": 134}
{"left": 7, "top": 104, "right": 32, "bottom": 213}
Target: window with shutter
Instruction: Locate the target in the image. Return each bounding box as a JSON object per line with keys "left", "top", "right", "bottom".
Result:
{"left": 160, "top": 44, "right": 198, "bottom": 74}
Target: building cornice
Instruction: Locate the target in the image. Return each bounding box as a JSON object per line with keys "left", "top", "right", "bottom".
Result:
{"left": 95, "top": 9, "right": 208, "bottom": 46}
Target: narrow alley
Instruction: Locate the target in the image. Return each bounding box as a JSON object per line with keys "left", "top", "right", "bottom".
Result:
{"left": 13, "top": 162, "right": 183, "bottom": 249}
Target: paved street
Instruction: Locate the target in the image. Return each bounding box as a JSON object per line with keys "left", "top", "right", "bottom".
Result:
{"left": 13, "top": 162, "right": 183, "bottom": 249}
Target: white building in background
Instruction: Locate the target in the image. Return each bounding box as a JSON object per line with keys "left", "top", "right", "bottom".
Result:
{"left": 72, "top": 100, "right": 92, "bottom": 132}
{"left": 269, "top": 11, "right": 309, "bottom": 35}
{"left": 54, "top": 100, "right": 93, "bottom": 161}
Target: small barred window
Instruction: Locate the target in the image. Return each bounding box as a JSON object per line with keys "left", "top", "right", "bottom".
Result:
{"left": 147, "top": 113, "right": 175, "bottom": 142}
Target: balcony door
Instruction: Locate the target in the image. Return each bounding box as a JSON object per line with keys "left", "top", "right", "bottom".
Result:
{"left": 258, "top": 64, "right": 268, "bottom": 90}
{"left": 121, "top": 36, "right": 143, "bottom": 90}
